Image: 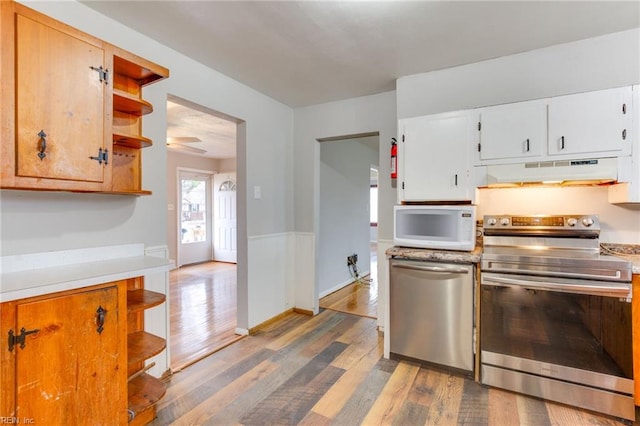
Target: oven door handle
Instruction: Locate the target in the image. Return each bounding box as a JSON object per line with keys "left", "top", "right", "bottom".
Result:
{"left": 481, "top": 273, "right": 631, "bottom": 299}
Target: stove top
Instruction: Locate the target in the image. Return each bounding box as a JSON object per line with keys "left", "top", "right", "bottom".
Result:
{"left": 483, "top": 214, "right": 601, "bottom": 238}
{"left": 482, "top": 214, "right": 632, "bottom": 282}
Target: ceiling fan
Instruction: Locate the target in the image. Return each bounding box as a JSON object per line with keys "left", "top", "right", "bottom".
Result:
{"left": 166, "top": 136, "right": 207, "bottom": 154}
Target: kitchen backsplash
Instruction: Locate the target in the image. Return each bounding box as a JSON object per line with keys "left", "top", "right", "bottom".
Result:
{"left": 477, "top": 186, "right": 640, "bottom": 244}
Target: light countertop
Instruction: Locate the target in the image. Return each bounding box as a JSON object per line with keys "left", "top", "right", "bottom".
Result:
{"left": 386, "top": 246, "right": 482, "bottom": 264}
{"left": 1, "top": 244, "right": 173, "bottom": 303}
{"left": 386, "top": 245, "right": 640, "bottom": 274}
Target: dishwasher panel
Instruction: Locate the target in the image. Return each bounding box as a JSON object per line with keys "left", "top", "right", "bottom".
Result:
{"left": 390, "top": 259, "right": 474, "bottom": 373}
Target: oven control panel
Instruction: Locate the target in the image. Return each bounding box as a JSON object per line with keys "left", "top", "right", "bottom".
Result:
{"left": 483, "top": 214, "right": 600, "bottom": 235}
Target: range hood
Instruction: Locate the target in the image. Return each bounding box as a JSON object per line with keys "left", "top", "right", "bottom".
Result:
{"left": 484, "top": 157, "right": 620, "bottom": 186}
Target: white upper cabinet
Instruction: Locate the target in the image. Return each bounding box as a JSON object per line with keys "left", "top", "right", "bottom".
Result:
{"left": 548, "top": 86, "right": 632, "bottom": 157}
{"left": 400, "top": 111, "right": 475, "bottom": 202}
{"left": 477, "top": 99, "right": 546, "bottom": 162}
{"left": 475, "top": 86, "right": 633, "bottom": 166}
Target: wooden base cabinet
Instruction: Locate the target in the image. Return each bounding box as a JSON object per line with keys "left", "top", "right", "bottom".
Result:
{"left": 0, "top": 278, "right": 168, "bottom": 425}
{"left": 0, "top": 282, "right": 128, "bottom": 425}
{"left": 633, "top": 274, "right": 640, "bottom": 406}
{"left": 0, "top": 1, "right": 168, "bottom": 195}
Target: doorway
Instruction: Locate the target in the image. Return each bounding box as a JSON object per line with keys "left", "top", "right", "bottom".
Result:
{"left": 178, "top": 170, "right": 213, "bottom": 267}
{"left": 166, "top": 95, "right": 242, "bottom": 371}
{"left": 316, "top": 133, "right": 380, "bottom": 317}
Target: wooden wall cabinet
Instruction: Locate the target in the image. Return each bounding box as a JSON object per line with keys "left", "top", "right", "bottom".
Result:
{"left": 0, "top": 1, "right": 168, "bottom": 195}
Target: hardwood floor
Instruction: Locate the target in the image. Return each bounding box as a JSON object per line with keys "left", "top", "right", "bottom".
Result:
{"left": 319, "top": 244, "right": 378, "bottom": 319}
{"left": 154, "top": 309, "right": 630, "bottom": 425}
{"left": 169, "top": 261, "right": 243, "bottom": 372}
{"left": 319, "top": 276, "right": 377, "bottom": 319}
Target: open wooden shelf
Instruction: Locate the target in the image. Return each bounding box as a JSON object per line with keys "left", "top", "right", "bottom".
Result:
{"left": 127, "top": 331, "right": 166, "bottom": 371}
{"left": 127, "top": 373, "right": 167, "bottom": 425}
{"left": 114, "top": 54, "right": 168, "bottom": 87}
{"left": 127, "top": 289, "right": 165, "bottom": 313}
{"left": 113, "top": 132, "right": 153, "bottom": 149}
{"left": 114, "top": 90, "right": 153, "bottom": 116}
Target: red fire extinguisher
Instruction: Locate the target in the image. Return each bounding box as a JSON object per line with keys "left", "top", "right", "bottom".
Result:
{"left": 390, "top": 138, "right": 398, "bottom": 179}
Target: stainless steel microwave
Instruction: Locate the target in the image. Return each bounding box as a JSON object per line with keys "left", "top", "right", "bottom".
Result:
{"left": 394, "top": 205, "right": 476, "bottom": 251}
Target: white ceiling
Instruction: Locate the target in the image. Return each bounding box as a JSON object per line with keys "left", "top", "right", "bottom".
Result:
{"left": 166, "top": 98, "right": 237, "bottom": 159}
{"left": 81, "top": 1, "right": 640, "bottom": 158}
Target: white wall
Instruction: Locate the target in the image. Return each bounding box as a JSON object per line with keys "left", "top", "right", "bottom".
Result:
{"left": 293, "top": 91, "right": 396, "bottom": 323}
{"left": 397, "top": 28, "right": 640, "bottom": 119}
{"left": 397, "top": 28, "right": 640, "bottom": 243}
{"left": 166, "top": 151, "right": 221, "bottom": 263}
{"left": 9, "top": 1, "right": 295, "bottom": 367}
{"left": 219, "top": 158, "right": 237, "bottom": 173}
{"left": 319, "top": 137, "right": 378, "bottom": 297}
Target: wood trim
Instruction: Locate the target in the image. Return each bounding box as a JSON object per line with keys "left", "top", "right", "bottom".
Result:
{"left": 474, "top": 265, "right": 481, "bottom": 382}
{"left": 0, "top": 300, "right": 17, "bottom": 417}
{"left": 248, "top": 309, "right": 296, "bottom": 334}
{"left": 1, "top": 0, "right": 17, "bottom": 188}
{"left": 293, "top": 307, "right": 315, "bottom": 316}
{"left": 632, "top": 274, "right": 640, "bottom": 405}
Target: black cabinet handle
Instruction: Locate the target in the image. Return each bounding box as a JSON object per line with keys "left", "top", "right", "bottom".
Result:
{"left": 96, "top": 306, "right": 106, "bottom": 334}
{"left": 526, "top": 139, "right": 530, "bottom": 152}
{"left": 37, "top": 130, "right": 47, "bottom": 160}
{"left": 560, "top": 136, "right": 565, "bottom": 150}
{"left": 454, "top": 174, "right": 458, "bottom": 186}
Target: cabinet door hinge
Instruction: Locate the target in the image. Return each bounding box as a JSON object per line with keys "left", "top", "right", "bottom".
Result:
{"left": 8, "top": 327, "right": 40, "bottom": 352}
{"left": 477, "top": 143, "right": 481, "bottom": 153}
{"left": 402, "top": 181, "right": 405, "bottom": 190}
{"left": 402, "top": 134, "right": 405, "bottom": 142}
{"left": 477, "top": 122, "right": 481, "bottom": 131}
{"left": 90, "top": 66, "right": 109, "bottom": 85}
{"left": 622, "top": 103, "right": 627, "bottom": 114}
{"left": 89, "top": 148, "right": 109, "bottom": 165}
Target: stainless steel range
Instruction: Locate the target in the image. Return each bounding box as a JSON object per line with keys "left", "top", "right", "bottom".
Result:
{"left": 480, "top": 214, "right": 634, "bottom": 421}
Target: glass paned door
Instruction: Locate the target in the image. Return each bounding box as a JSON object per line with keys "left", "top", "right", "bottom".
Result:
{"left": 179, "top": 171, "right": 212, "bottom": 266}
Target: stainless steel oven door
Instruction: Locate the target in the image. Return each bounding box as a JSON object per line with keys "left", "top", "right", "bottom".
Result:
{"left": 481, "top": 272, "right": 632, "bottom": 380}
{"left": 480, "top": 272, "right": 634, "bottom": 420}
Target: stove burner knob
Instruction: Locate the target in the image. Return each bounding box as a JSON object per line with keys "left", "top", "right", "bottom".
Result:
{"left": 500, "top": 218, "right": 510, "bottom": 226}
{"left": 487, "top": 218, "right": 497, "bottom": 226}
{"left": 582, "top": 217, "right": 594, "bottom": 227}
{"left": 567, "top": 218, "right": 578, "bottom": 227}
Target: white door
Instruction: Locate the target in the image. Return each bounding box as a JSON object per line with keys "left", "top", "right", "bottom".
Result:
{"left": 213, "top": 173, "right": 237, "bottom": 263}
{"left": 178, "top": 171, "right": 212, "bottom": 266}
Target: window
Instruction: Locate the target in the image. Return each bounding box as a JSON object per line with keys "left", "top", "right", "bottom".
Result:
{"left": 370, "top": 185, "right": 378, "bottom": 226}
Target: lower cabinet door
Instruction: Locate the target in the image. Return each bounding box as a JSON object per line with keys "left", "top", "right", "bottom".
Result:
{"left": 14, "top": 285, "right": 125, "bottom": 425}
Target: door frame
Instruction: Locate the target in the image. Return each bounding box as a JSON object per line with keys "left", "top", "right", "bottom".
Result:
{"left": 176, "top": 167, "right": 216, "bottom": 267}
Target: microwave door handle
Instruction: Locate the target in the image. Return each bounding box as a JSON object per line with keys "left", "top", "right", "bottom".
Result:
{"left": 481, "top": 274, "right": 631, "bottom": 299}
{"left": 392, "top": 262, "right": 469, "bottom": 274}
